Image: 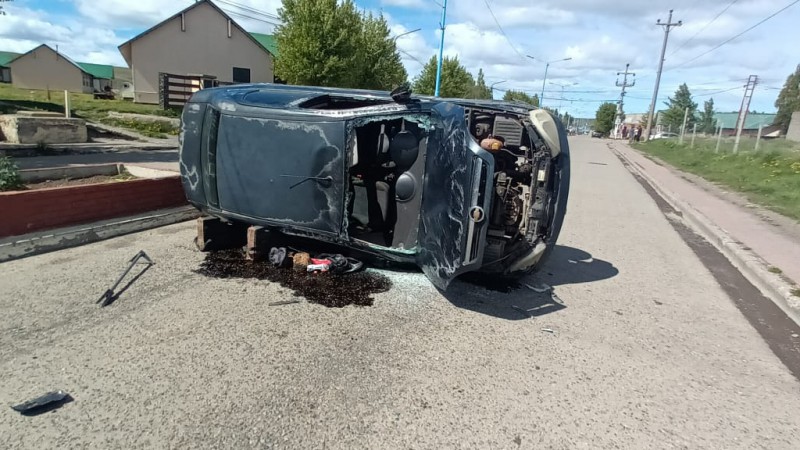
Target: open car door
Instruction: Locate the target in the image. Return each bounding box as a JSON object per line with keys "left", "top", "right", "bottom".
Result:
{"left": 416, "top": 102, "right": 494, "bottom": 290}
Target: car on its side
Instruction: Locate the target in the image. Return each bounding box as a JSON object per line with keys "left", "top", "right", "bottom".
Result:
{"left": 179, "top": 84, "right": 570, "bottom": 290}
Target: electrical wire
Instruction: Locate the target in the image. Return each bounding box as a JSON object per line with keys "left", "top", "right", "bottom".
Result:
{"left": 667, "top": 0, "right": 800, "bottom": 71}
{"left": 482, "top": 0, "right": 526, "bottom": 60}
{"left": 669, "top": 0, "right": 740, "bottom": 57}
{"left": 217, "top": 0, "right": 281, "bottom": 21}
{"left": 226, "top": 10, "right": 281, "bottom": 27}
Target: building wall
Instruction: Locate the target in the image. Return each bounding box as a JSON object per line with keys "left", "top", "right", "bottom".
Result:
{"left": 9, "top": 46, "right": 90, "bottom": 94}
{"left": 787, "top": 111, "right": 800, "bottom": 143}
{"left": 128, "top": 2, "right": 273, "bottom": 104}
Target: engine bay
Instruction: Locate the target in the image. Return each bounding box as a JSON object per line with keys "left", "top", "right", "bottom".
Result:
{"left": 465, "top": 107, "right": 556, "bottom": 271}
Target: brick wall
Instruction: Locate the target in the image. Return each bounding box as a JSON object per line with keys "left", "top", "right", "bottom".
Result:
{"left": 0, "top": 176, "right": 188, "bottom": 238}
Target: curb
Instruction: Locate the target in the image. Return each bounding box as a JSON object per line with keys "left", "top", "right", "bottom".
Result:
{"left": 0, "top": 206, "right": 199, "bottom": 263}
{"left": 611, "top": 144, "right": 800, "bottom": 327}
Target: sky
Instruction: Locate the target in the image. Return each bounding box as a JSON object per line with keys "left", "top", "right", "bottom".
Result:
{"left": 0, "top": 0, "right": 798, "bottom": 117}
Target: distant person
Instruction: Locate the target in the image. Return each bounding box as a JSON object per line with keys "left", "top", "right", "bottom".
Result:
{"left": 621, "top": 125, "right": 628, "bottom": 140}
{"left": 635, "top": 126, "right": 642, "bottom": 142}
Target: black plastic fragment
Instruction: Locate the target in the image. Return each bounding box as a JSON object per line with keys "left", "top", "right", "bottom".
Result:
{"left": 11, "top": 391, "right": 73, "bottom": 416}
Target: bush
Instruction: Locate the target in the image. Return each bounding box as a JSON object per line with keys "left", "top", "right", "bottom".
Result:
{"left": 0, "top": 156, "right": 25, "bottom": 191}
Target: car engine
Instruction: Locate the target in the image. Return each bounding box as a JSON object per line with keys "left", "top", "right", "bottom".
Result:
{"left": 466, "top": 108, "right": 555, "bottom": 270}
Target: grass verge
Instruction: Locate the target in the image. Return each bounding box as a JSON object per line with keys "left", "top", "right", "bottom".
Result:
{"left": 633, "top": 137, "right": 800, "bottom": 221}
{"left": 0, "top": 84, "right": 179, "bottom": 136}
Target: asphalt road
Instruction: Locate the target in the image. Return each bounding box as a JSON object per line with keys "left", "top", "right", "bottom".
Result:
{"left": 2, "top": 136, "right": 799, "bottom": 449}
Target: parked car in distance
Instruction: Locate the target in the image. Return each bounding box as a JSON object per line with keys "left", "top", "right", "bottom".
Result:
{"left": 652, "top": 132, "right": 678, "bottom": 139}
{"left": 591, "top": 130, "right": 604, "bottom": 138}
{"left": 180, "top": 84, "right": 571, "bottom": 290}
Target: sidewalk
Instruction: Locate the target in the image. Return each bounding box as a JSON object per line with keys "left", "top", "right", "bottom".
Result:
{"left": 611, "top": 141, "right": 800, "bottom": 322}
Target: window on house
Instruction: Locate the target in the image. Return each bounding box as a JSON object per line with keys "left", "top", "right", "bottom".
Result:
{"left": 232, "top": 67, "right": 251, "bottom": 84}
{"left": 83, "top": 74, "right": 92, "bottom": 87}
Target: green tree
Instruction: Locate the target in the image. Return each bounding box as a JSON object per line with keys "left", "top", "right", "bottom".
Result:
{"left": 595, "top": 102, "right": 617, "bottom": 135}
{"left": 502, "top": 89, "right": 539, "bottom": 106}
{"left": 274, "top": 0, "right": 362, "bottom": 87}
{"left": 699, "top": 97, "right": 716, "bottom": 134}
{"left": 354, "top": 13, "right": 407, "bottom": 90}
{"left": 413, "top": 55, "right": 475, "bottom": 98}
{"left": 469, "top": 69, "right": 492, "bottom": 99}
{"left": 661, "top": 83, "right": 698, "bottom": 131}
{"left": 774, "top": 64, "right": 800, "bottom": 134}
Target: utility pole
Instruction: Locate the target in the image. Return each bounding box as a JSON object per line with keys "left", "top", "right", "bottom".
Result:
{"left": 434, "top": 0, "right": 448, "bottom": 97}
{"left": 644, "top": 10, "right": 682, "bottom": 141}
{"left": 733, "top": 74, "right": 758, "bottom": 153}
{"left": 615, "top": 63, "right": 635, "bottom": 138}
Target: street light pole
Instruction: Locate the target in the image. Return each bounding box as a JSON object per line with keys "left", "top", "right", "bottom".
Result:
{"left": 391, "top": 28, "right": 421, "bottom": 42}
{"left": 549, "top": 81, "right": 578, "bottom": 112}
{"left": 539, "top": 57, "right": 572, "bottom": 107}
{"left": 434, "top": 0, "right": 448, "bottom": 97}
{"left": 490, "top": 80, "right": 506, "bottom": 99}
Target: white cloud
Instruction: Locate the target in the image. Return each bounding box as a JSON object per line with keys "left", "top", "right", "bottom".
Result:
{"left": 0, "top": 3, "right": 127, "bottom": 65}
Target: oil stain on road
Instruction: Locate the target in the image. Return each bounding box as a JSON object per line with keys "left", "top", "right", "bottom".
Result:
{"left": 195, "top": 250, "right": 391, "bottom": 307}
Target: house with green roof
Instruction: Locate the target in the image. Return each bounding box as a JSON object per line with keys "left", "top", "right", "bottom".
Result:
{"left": 712, "top": 112, "right": 779, "bottom": 137}
{"left": 8, "top": 44, "right": 114, "bottom": 94}
{"left": 118, "top": 0, "right": 275, "bottom": 104}
{"left": 0, "top": 51, "right": 20, "bottom": 83}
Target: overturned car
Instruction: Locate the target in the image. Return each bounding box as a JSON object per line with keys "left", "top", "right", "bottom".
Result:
{"left": 179, "top": 84, "right": 570, "bottom": 290}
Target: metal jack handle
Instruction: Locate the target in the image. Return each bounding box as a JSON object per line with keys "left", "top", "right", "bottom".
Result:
{"left": 97, "top": 250, "right": 154, "bottom": 307}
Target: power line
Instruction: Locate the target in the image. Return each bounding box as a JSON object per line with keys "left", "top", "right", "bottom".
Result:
{"left": 693, "top": 85, "right": 745, "bottom": 97}
{"left": 669, "top": 0, "right": 740, "bottom": 57}
{"left": 482, "top": 0, "right": 526, "bottom": 60}
{"left": 217, "top": 0, "right": 281, "bottom": 21}
{"left": 667, "top": 0, "right": 800, "bottom": 71}
{"left": 225, "top": 10, "right": 281, "bottom": 27}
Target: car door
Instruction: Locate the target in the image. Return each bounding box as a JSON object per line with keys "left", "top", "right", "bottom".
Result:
{"left": 416, "top": 102, "right": 493, "bottom": 290}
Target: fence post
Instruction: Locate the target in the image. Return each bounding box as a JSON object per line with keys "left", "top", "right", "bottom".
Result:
{"left": 679, "top": 107, "right": 689, "bottom": 144}
{"left": 755, "top": 124, "right": 763, "bottom": 151}
{"left": 690, "top": 123, "right": 697, "bottom": 148}
{"left": 715, "top": 125, "right": 723, "bottom": 153}
{"left": 64, "top": 90, "right": 70, "bottom": 118}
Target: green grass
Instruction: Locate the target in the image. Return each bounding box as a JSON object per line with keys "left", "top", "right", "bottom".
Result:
{"left": 633, "top": 136, "right": 800, "bottom": 221}
{"left": 0, "top": 84, "right": 178, "bottom": 134}
{"left": 101, "top": 118, "right": 179, "bottom": 139}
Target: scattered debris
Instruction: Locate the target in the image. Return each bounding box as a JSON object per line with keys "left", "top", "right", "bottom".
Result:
{"left": 97, "top": 250, "right": 153, "bottom": 307}
{"left": 269, "top": 300, "right": 301, "bottom": 307}
{"left": 615, "top": 311, "right": 624, "bottom": 316}
{"left": 524, "top": 283, "right": 552, "bottom": 293}
{"left": 792, "top": 333, "right": 799, "bottom": 338}
{"left": 196, "top": 250, "right": 390, "bottom": 307}
{"left": 550, "top": 291, "right": 564, "bottom": 305}
{"left": 292, "top": 252, "right": 310, "bottom": 272}
{"left": 654, "top": 300, "right": 664, "bottom": 306}
{"left": 268, "top": 247, "right": 291, "bottom": 268}
{"left": 12, "top": 391, "right": 73, "bottom": 416}
{"left": 541, "top": 328, "right": 555, "bottom": 334}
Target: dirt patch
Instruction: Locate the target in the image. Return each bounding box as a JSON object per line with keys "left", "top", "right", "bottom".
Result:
{"left": 195, "top": 249, "right": 391, "bottom": 307}
{"left": 25, "top": 174, "right": 136, "bottom": 190}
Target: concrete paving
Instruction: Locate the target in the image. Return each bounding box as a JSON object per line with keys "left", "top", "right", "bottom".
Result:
{"left": 1, "top": 136, "right": 799, "bottom": 448}
{"left": 11, "top": 149, "right": 179, "bottom": 173}
{"left": 612, "top": 141, "right": 800, "bottom": 286}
